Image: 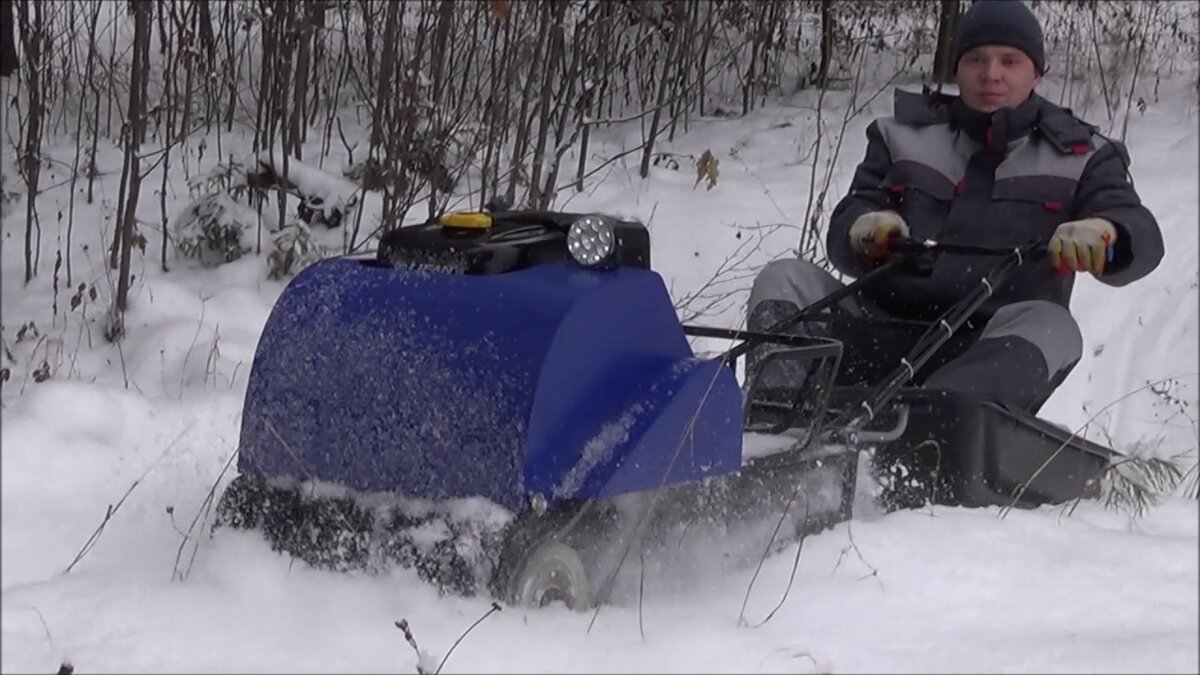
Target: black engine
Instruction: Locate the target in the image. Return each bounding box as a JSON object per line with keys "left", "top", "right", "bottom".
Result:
{"left": 376, "top": 210, "right": 651, "bottom": 275}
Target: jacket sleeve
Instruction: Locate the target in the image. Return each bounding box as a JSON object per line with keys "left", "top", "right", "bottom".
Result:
{"left": 1073, "top": 138, "right": 1164, "bottom": 286}
{"left": 827, "top": 120, "right": 894, "bottom": 278}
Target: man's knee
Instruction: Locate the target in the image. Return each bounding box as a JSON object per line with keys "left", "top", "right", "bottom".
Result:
{"left": 745, "top": 259, "right": 847, "bottom": 386}
{"left": 749, "top": 258, "right": 844, "bottom": 315}
{"left": 980, "top": 300, "right": 1082, "bottom": 375}
{"left": 924, "top": 302, "right": 1081, "bottom": 411}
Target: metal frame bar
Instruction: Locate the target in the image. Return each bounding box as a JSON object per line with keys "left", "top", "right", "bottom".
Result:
{"left": 681, "top": 237, "right": 1046, "bottom": 447}
{"left": 824, "top": 242, "right": 1042, "bottom": 438}
{"left": 716, "top": 258, "right": 909, "bottom": 364}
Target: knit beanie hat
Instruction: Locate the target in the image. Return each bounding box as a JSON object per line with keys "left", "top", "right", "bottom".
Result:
{"left": 953, "top": 0, "right": 1046, "bottom": 75}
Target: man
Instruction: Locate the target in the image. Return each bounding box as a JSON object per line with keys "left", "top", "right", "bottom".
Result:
{"left": 746, "top": 0, "right": 1163, "bottom": 414}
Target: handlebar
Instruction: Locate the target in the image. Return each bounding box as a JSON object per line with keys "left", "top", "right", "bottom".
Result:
{"left": 883, "top": 235, "right": 1048, "bottom": 259}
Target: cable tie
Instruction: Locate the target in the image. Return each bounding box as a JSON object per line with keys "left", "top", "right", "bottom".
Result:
{"left": 860, "top": 400, "right": 875, "bottom": 421}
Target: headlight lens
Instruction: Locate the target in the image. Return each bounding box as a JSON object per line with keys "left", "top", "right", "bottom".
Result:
{"left": 567, "top": 215, "right": 617, "bottom": 268}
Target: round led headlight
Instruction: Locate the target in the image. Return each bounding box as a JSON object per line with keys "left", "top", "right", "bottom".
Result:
{"left": 567, "top": 215, "right": 617, "bottom": 268}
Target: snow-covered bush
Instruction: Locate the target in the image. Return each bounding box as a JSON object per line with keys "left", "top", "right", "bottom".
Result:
{"left": 246, "top": 151, "right": 360, "bottom": 230}
{"left": 173, "top": 191, "right": 259, "bottom": 266}
{"left": 175, "top": 152, "right": 358, "bottom": 273}
{"left": 267, "top": 221, "right": 327, "bottom": 280}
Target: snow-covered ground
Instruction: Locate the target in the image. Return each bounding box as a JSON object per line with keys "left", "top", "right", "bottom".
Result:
{"left": 1, "top": 61, "right": 1197, "bottom": 673}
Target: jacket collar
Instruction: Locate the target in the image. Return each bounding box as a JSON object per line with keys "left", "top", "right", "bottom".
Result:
{"left": 892, "top": 88, "right": 1046, "bottom": 153}
{"left": 949, "top": 93, "right": 1043, "bottom": 152}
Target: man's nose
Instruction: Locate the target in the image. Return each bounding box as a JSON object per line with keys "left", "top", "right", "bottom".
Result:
{"left": 982, "top": 60, "right": 1003, "bottom": 80}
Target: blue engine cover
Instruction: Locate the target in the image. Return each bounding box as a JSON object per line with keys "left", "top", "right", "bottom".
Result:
{"left": 238, "top": 257, "right": 744, "bottom": 513}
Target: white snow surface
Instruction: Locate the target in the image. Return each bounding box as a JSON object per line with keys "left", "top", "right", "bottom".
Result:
{"left": 2, "top": 67, "right": 1197, "bottom": 673}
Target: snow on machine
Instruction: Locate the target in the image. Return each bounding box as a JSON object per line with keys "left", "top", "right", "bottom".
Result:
{"left": 214, "top": 209, "right": 1114, "bottom": 609}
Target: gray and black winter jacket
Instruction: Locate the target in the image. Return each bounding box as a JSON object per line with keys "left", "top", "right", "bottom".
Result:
{"left": 828, "top": 89, "right": 1164, "bottom": 320}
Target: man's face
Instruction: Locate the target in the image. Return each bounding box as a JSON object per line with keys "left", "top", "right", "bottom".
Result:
{"left": 956, "top": 45, "right": 1042, "bottom": 113}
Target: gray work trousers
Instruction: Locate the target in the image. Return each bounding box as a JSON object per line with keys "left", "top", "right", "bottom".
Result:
{"left": 746, "top": 258, "right": 1083, "bottom": 412}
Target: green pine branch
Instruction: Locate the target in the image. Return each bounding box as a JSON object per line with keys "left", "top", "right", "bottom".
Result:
{"left": 1100, "top": 452, "right": 1190, "bottom": 519}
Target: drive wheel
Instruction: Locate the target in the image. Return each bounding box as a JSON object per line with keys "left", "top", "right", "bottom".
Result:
{"left": 507, "top": 539, "right": 591, "bottom": 610}
{"left": 493, "top": 504, "right": 612, "bottom": 611}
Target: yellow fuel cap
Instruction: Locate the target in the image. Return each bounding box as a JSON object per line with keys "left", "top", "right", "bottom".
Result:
{"left": 439, "top": 212, "right": 493, "bottom": 231}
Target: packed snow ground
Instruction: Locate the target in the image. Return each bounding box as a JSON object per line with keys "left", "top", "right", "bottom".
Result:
{"left": 1, "top": 66, "right": 1197, "bottom": 673}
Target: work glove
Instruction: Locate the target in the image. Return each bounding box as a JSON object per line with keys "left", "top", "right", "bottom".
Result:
{"left": 849, "top": 210, "right": 909, "bottom": 259}
{"left": 1048, "top": 217, "right": 1117, "bottom": 276}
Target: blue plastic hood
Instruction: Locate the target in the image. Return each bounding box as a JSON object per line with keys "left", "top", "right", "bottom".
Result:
{"left": 238, "top": 257, "right": 743, "bottom": 512}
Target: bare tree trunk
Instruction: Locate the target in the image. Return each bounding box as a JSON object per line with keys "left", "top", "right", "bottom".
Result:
{"left": 742, "top": 2, "right": 764, "bottom": 115}
{"left": 273, "top": 2, "right": 295, "bottom": 243}
{"left": 383, "top": 5, "right": 432, "bottom": 232}
{"left": 639, "top": 17, "right": 680, "bottom": 179}
{"left": 697, "top": 0, "right": 713, "bottom": 117}
{"left": 669, "top": 0, "right": 699, "bottom": 141}
{"left": 539, "top": 3, "right": 590, "bottom": 209}
{"left": 223, "top": 0, "right": 237, "bottom": 131}
{"left": 160, "top": 0, "right": 194, "bottom": 272}
{"left": 489, "top": 3, "right": 519, "bottom": 205}
{"left": 360, "top": 0, "right": 377, "bottom": 87}
{"left": 105, "top": 13, "right": 117, "bottom": 137}
{"left": 455, "top": 2, "right": 482, "bottom": 110}
{"left": 365, "top": 0, "right": 402, "bottom": 235}
{"left": 306, "top": 0, "right": 326, "bottom": 129}
{"left": 17, "top": 0, "right": 45, "bottom": 284}
{"left": 527, "top": 2, "right": 566, "bottom": 209}
{"left": 932, "top": 0, "right": 960, "bottom": 85}
{"left": 177, "top": 0, "right": 198, "bottom": 179}
{"left": 577, "top": 0, "right": 614, "bottom": 192}
{"left": 504, "top": 2, "right": 552, "bottom": 207}
{"left": 67, "top": 0, "right": 103, "bottom": 286}
{"left": 86, "top": 0, "right": 103, "bottom": 204}
{"left": 195, "top": 0, "right": 215, "bottom": 62}
{"left": 320, "top": 21, "right": 352, "bottom": 163}
{"left": 763, "top": 0, "right": 785, "bottom": 108}
{"left": 479, "top": 9, "right": 510, "bottom": 208}
{"left": 253, "top": 0, "right": 276, "bottom": 155}
{"left": 138, "top": 3, "right": 151, "bottom": 145}
{"left": 425, "top": 0, "right": 456, "bottom": 217}
{"left": 818, "top": 0, "right": 834, "bottom": 90}
{"left": 113, "top": 0, "right": 154, "bottom": 268}
{"left": 0, "top": 0, "right": 18, "bottom": 77}
{"left": 108, "top": 0, "right": 152, "bottom": 342}
{"left": 290, "top": 0, "right": 315, "bottom": 158}
{"left": 155, "top": 0, "right": 170, "bottom": 59}
{"left": 369, "top": 0, "right": 401, "bottom": 152}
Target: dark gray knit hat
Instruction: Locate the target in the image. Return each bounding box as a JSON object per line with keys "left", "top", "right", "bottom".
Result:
{"left": 953, "top": 0, "right": 1046, "bottom": 75}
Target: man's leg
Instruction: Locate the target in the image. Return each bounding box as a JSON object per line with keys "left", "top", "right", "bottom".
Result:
{"left": 745, "top": 258, "right": 861, "bottom": 390}
{"left": 747, "top": 259, "right": 861, "bottom": 327}
{"left": 922, "top": 300, "right": 1083, "bottom": 412}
